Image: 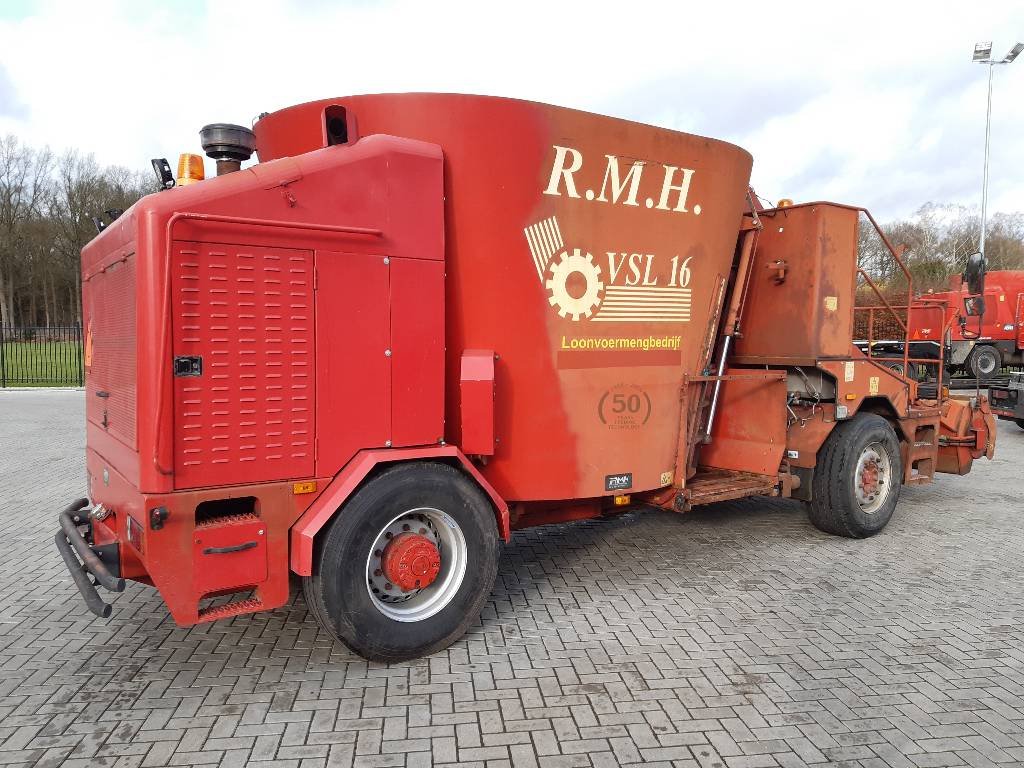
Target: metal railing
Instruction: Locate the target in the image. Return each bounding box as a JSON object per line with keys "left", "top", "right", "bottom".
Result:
{"left": 0, "top": 325, "right": 84, "bottom": 387}
{"left": 854, "top": 211, "right": 951, "bottom": 397}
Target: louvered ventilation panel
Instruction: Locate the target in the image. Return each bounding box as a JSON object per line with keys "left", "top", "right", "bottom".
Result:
{"left": 172, "top": 242, "right": 315, "bottom": 489}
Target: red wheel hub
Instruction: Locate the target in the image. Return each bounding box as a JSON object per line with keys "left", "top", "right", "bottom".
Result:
{"left": 381, "top": 533, "right": 441, "bottom": 592}
{"left": 860, "top": 461, "right": 880, "bottom": 496}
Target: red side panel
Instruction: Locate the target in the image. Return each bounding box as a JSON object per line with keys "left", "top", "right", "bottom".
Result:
{"left": 315, "top": 251, "right": 391, "bottom": 475}
{"left": 390, "top": 257, "right": 444, "bottom": 447}
{"left": 171, "top": 241, "right": 315, "bottom": 488}
{"left": 698, "top": 370, "right": 787, "bottom": 476}
{"left": 192, "top": 514, "right": 268, "bottom": 594}
{"left": 460, "top": 350, "right": 495, "bottom": 455}
{"left": 84, "top": 254, "right": 138, "bottom": 449}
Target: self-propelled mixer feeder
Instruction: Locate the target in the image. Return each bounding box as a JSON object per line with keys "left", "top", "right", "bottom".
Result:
{"left": 59, "top": 94, "right": 996, "bottom": 661}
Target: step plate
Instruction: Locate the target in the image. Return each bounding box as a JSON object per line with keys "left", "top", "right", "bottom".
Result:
{"left": 682, "top": 470, "right": 777, "bottom": 508}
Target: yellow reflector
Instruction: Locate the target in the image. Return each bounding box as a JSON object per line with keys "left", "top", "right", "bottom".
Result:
{"left": 613, "top": 494, "right": 631, "bottom": 506}
{"left": 845, "top": 393, "right": 856, "bottom": 400}
{"left": 176, "top": 153, "right": 205, "bottom": 186}
{"left": 293, "top": 481, "right": 317, "bottom": 495}
{"left": 777, "top": 198, "right": 794, "bottom": 208}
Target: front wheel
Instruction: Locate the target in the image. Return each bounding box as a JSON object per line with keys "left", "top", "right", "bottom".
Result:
{"left": 808, "top": 413, "right": 903, "bottom": 538}
{"left": 304, "top": 462, "right": 500, "bottom": 662}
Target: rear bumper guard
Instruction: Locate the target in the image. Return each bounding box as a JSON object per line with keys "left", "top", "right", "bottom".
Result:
{"left": 54, "top": 498, "right": 125, "bottom": 618}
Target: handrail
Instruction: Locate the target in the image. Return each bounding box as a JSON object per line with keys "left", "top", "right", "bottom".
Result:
{"left": 152, "top": 212, "right": 384, "bottom": 477}
{"left": 853, "top": 209, "right": 915, "bottom": 392}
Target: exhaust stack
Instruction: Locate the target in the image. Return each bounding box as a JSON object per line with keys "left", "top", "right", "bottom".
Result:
{"left": 200, "top": 123, "right": 256, "bottom": 176}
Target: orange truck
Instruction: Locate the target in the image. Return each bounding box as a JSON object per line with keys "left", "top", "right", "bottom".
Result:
{"left": 57, "top": 94, "right": 996, "bottom": 661}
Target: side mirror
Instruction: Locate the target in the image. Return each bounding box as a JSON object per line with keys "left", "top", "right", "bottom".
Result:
{"left": 963, "top": 251, "right": 986, "bottom": 296}
{"left": 964, "top": 296, "right": 986, "bottom": 317}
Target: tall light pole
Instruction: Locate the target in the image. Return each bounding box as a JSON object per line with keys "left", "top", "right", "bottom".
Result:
{"left": 973, "top": 41, "right": 1023, "bottom": 261}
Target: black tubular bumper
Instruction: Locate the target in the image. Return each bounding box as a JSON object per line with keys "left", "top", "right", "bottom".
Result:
{"left": 54, "top": 498, "right": 125, "bottom": 618}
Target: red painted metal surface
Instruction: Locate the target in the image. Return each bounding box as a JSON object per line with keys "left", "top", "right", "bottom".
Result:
{"left": 84, "top": 252, "right": 137, "bottom": 450}
{"left": 81, "top": 132, "right": 444, "bottom": 496}
{"left": 390, "top": 257, "right": 445, "bottom": 447}
{"left": 382, "top": 533, "right": 441, "bottom": 591}
{"left": 733, "top": 205, "right": 859, "bottom": 364}
{"left": 459, "top": 350, "right": 495, "bottom": 455}
{"left": 192, "top": 514, "right": 268, "bottom": 595}
{"left": 937, "top": 397, "right": 996, "bottom": 474}
{"left": 171, "top": 241, "right": 315, "bottom": 488}
{"left": 914, "top": 271, "right": 1024, "bottom": 348}
{"left": 85, "top": 446, "right": 318, "bottom": 623}
{"left": 255, "top": 94, "right": 754, "bottom": 501}
{"left": 314, "top": 251, "right": 391, "bottom": 473}
{"left": 698, "top": 369, "right": 787, "bottom": 477}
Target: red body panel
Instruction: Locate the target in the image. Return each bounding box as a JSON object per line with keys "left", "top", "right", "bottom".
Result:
{"left": 171, "top": 241, "right": 315, "bottom": 488}
{"left": 459, "top": 351, "right": 496, "bottom": 456}
{"left": 699, "top": 370, "right": 788, "bottom": 476}
{"left": 254, "top": 94, "right": 753, "bottom": 501}
{"left": 314, "top": 251, "right": 391, "bottom": 472}
{"left": 290, "top": 446, "right": 510, "bottom": 575}
{"left": 911, "top": 271, "right": 1024, "bottom": 347}
{"left": 390, "top": 257, "right": 445, "bottom": 447}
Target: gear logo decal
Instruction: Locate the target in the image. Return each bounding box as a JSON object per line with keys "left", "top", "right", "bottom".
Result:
{"left": 546, "top": 249, "right": 604, "bottom": 320}
{"left": 524, "top": 215, "right": 692, "bottom": 323}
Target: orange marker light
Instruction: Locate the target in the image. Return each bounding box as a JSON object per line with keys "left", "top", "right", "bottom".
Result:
{"left": 176, "top": 153, "right": 205, "bottom": 186}
{"left": 777, "top": 198, "right": 794, "bottom": 208}
{"left": 613, "top": 494, "right": 631, "bottom": 506}
{"left": 293, "top": 481, "right": 317, "bottom": 495}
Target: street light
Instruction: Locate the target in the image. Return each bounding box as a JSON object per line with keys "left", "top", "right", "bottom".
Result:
{"left": 973, "top": 41, "right": 1023, "bottom": 262}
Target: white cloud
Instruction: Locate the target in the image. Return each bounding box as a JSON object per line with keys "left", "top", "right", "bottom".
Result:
{"left": 0, "top": 0, "right": 1021, "bottom": 219}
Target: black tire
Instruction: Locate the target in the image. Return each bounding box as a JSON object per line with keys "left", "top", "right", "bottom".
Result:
{"left": 304, "top": 462, "right": 500, "bottom": 662}
{"left": 1016, "top": 419, "right": 1024, "bottom": 430}
{"left": 881, "top": 359, "right": 921, "bottom": 381}
{"left": 883, "top": 360, "right": 906, "bottom": 377}
{"left": 969, "top": 345, "right": 1001, "bottom": 380}
{"left": 808, "top": 413, "right": 903, "bottom": 538}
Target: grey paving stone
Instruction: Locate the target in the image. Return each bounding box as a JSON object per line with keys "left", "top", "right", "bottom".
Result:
{"left": 2, "top": 389, "right": 1024, "bottom": 768}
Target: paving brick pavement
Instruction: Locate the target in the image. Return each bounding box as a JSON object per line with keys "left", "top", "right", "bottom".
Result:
{"left": 2, "top": 389, "right": 1024, "bottom": 767}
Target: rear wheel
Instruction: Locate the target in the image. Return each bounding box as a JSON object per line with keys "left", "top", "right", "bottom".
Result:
{"left": 808, "top": 413, "right": 903, "bottom": 538}
{"left": 881, "top": 359, "right": 921, "bottom": 381}
{"left": 1016, "top": 419, "right": 1024, "bottom": 430}
{"left": 304, "top": 462, "right": 500, "bottom": 662}
{"left": 969, "top": 345, "right": 1000, "bottom": 380}
{"left": 883, "top": 359, "right": 906, "bottom": 377}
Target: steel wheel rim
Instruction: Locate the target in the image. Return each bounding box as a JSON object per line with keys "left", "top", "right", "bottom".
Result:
{"left": 365, "top": 507, "right": 467, "bottom": 622}
{"left": 854, "top": 441, "right": 891, "bottom": 514}
{"left": 977, "top": 353, "right": 996, "bottom": 375}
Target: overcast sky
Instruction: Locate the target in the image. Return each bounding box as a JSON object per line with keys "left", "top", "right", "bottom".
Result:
{"left": 1, "top": 0, "right": 1021, "bottom": 221}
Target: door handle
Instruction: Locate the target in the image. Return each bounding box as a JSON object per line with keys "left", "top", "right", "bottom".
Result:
{"left": 202, "top": 541, "right": 258, "bottom": 555}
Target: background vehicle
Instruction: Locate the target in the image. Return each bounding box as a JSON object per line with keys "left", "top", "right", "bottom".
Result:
{"left": 913, "top": 271, "right": 1024, "bottom": 379}
{"left": 55, "top": 95, "right": 996, "bottom": 661}
{"left": 990, "top": 371, "right": 1024, "bottom": 429}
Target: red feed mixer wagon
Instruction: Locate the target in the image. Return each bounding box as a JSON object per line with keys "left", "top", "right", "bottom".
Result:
{"left": 57, "top": 94, "right": 996, "bottom": 661}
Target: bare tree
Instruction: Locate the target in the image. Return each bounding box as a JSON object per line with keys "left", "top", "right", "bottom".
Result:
{"left": 48, "top": 151, "right": 153, "bottom": 323}
{"left": 0, "top": 135, "right": 52, "bottom": 325}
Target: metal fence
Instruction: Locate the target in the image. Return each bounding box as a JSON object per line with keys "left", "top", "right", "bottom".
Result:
{"left": 0, "top": 325, "right": 84, "bottom": 387}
